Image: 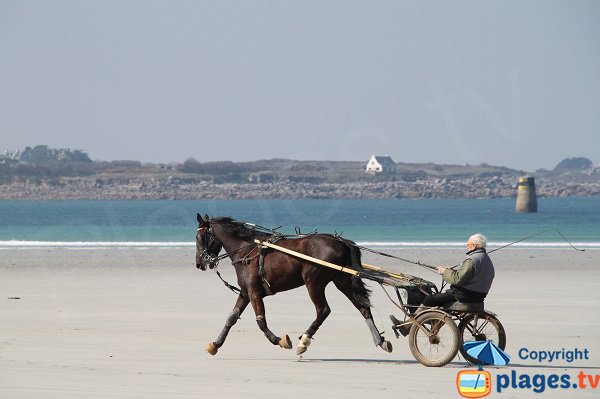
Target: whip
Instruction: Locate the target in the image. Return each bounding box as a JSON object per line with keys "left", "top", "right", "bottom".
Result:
{"left": 487, "top": 228, "right": 584, "bottom": 254}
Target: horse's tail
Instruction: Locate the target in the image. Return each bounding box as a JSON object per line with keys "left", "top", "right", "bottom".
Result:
{"left": 347, "top": 240, "right": 372, "bottom": 309}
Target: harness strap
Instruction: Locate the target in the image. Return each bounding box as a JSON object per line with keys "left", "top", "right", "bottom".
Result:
{"left": 215, "top": 269, "right": 244, "bottom": 297}
{"left": 232, "top": 245, "right": 259, "bottom": 266}
{"left": 257, "top": 235, "right": 285, "bottom": 296}
{"left": 258, "top": 246, "right": 274, "bottom": 296}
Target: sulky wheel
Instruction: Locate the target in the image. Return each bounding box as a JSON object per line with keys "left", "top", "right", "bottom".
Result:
{"left": 458, "top": 312, "right": 506, "bottom": 364}
{"left": 408, "top": 311, "right": 459, "bottom": 367}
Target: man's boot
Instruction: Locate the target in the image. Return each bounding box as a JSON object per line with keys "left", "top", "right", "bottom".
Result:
{"left": 390, "top": 315, "right": 412, "bottom": 337}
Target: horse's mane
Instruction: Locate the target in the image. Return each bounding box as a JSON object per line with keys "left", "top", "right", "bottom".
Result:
{"left": 210, "top": 217, "right": 273, "bottom": 240}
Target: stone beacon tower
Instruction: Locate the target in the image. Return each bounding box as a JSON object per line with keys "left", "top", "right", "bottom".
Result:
{"left": 515, "top": 176, "right": 537, "bottom": 213}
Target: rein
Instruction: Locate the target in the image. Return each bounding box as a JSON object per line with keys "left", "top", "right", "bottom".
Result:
{"left": 199, "top": 218, "right": 583, "bottom": 295}
{"left": 352, "top": 228, "right": 583, "bottom": 273}
{"left": 354, "top": 244, "right": 438, "bottom": 271}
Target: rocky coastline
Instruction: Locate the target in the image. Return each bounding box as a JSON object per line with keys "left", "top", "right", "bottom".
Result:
{"left": 1, "top": 175, "right": 598, "bottom": 200}
{"left": 2, "top": 148, "right": 598, "bottom": 200}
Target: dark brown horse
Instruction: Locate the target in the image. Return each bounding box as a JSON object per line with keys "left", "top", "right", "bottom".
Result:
{"left": 195, "top": 213, "right": 392, "bottom": 356}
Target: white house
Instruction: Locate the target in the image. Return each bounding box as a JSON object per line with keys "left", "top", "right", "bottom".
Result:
{"left": 365, "top": 155, "right": 395, "bottom": 173}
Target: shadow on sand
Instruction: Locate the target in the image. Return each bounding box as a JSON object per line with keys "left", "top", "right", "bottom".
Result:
{"left": 299, "top": 358, "right": 600, "bottom": 370}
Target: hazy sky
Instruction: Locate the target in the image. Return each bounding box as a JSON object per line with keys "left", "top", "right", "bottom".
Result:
{"left": 1, "top": 1, "right": 599, "bottom": 170}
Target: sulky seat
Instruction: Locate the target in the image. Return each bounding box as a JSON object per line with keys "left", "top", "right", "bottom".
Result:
{"left": 444, "top": 301, "right": 484, "bottom": 312}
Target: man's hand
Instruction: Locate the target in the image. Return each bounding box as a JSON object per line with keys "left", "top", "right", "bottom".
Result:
{"left": 436, "top": 266, "right": 446, "bottom": 275}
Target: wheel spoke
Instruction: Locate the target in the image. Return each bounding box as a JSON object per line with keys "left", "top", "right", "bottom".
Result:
{"left": 477, "top": 319, "right": 491, "bottom": 331}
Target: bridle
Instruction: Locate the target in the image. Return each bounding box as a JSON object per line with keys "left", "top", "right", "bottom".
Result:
{"left": 196, "top": 221, "right": 262, "bottom": 296}
{"left": 196, "top": 224, "right": 259, "bottom": 269}
{"left": 196, "top": 226, "right": 222, "bottom": 269}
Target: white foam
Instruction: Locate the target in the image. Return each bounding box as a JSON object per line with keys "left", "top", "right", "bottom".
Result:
{"left": 0, "top": 240, "right": 597, "bottom": 249}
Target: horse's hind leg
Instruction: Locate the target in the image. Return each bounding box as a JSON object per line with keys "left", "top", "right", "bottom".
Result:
{"left": 333, "top": 276, "right": 393, "bottom": 353}
{"left": 206, "top": 294, "right": 249, "bottom": 356}
{"left": 296, "top": 281, "right": 331, "bottom": 355}
{"left": 249, "top": 291, "right": 292, "bottom": 350}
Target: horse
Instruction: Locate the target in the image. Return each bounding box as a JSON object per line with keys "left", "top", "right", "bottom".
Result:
{"left": 195, "top": 213, "right": 393, "bottom": 356}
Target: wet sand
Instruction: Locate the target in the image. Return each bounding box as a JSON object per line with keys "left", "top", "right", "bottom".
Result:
{"left": 1, "top": 247, "right": 599, "bottom": 398}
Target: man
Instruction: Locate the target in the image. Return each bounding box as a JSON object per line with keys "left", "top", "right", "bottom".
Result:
{"left": 391, "top": 233, "right": 496, "bottom": 337}
{"left": 423, "top": 233, "right": 495, "bottom": 307}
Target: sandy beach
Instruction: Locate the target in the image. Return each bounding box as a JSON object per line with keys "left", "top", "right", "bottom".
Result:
{"left": 1, "top": 247, "right": 599, "bottom": 398}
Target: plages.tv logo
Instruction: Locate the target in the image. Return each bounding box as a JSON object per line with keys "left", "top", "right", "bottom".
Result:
{"left": 457, "top": 369, "right": 492, "bottom": 398}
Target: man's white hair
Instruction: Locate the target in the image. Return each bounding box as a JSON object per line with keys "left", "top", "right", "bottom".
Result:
{"left": 468, "top": 233, "right": 487, "bottom": 248}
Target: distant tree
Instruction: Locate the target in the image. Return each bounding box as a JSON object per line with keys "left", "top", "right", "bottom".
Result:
{"left": 554, "top": 157, "right": 593, "bottom": 170}
{"left": 178, "top": 158, "right": 203, "bottom": 173}
{"left": 19, "top": 145, "right": 54, "bottom": 164}
{"left": 69, "top": 149, "right": 93, "bottom": 163}
{"left": 19, "top": 145, "right": 92, "bottom": 164}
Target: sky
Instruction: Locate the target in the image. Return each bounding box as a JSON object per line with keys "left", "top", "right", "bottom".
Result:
{"left": 1, "top": 1, "right": 599, "bottom": 171}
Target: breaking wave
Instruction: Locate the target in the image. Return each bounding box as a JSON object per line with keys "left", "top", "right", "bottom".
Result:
{"left": 1, "top": 240, "right": 598, "bottom": 249}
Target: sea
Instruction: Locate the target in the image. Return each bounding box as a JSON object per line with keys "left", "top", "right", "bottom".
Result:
{"left": 0, "top": 197, "right": 598, "bottom": 249}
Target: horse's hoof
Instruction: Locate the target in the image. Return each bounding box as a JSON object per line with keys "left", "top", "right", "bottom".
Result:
{"left": 279, "top": 335, "right": 293, "bottom": 349}
{"left": 296, "top": 346, "right": 308, "bottom": 355}
{"left": 296, "top": 334, "right": 311, "bottom": 355}
{"left": 206, "top": 342, "right": 219, "bottom": 355}
{"left": 379, "top": 340, "right": 393, "bottom": 353}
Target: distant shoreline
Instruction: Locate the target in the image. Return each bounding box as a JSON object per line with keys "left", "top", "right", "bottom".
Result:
{"left": 1, "top": 179, "right": 599, "bottom": 200}
{"left": 2, "top": 149, "right": 599, "bottom": 199}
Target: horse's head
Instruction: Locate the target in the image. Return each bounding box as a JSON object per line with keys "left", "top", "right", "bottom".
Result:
{"left": 195, "top": 213, "right": 223, "bottom": 270}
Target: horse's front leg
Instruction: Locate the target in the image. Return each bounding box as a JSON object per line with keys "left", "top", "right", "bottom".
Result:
{"left": 206, "top": 293, "right": 249, "bottom": 355}
{"left": 249, "top": 290, "right": 292, "bottom": 350}
{"left": 296, "top": 282, "right": 330, "bottom": 355}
